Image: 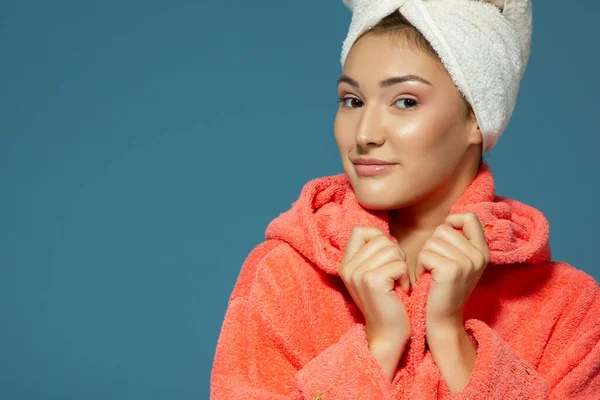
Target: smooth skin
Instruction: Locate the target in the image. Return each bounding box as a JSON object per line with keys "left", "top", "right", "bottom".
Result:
{"left": 339, "top": 227, "right": 411, "bottom": 380}
{"left": 335, "top": 31, "right": 490, "bottom": 392}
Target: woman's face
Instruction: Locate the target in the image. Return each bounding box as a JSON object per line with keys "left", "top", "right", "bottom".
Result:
{"left": 334, "top": 32, "right": 482, "bottom": 211}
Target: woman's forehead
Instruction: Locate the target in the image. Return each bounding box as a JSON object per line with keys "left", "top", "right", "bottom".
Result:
{"left": 342, "top": 35, "right": 450, "bottom": 89}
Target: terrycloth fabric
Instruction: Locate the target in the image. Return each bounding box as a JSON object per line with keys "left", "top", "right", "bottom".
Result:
{"left": 340, "top": 0, "right": 532, "bottom": 152}
{"left": 210, "top": 163, "right": 600, "bottom": 399}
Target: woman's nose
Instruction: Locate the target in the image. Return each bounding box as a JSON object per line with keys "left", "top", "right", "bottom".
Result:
{"left": 355, "top": 108, "right": 385, "bottom": 149}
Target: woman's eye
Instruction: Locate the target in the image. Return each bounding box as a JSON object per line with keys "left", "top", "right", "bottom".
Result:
{"left": 340, "top": 97, "right": 363, "bottom": 108}
{"left": 396, "top": 98, "right": 418, "bottom": 109}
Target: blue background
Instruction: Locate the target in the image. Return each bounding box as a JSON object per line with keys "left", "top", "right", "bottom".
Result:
{"left": 1, "top": 0, "right": 598, "bottom": 398}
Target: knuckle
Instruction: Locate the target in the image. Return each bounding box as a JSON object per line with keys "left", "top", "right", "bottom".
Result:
{"left": 383, "top": 245, "right": 402, "bottom": 260}
{"left": 350, "top": 226, "right": 363, "bottom": 237}
{"left": 479, "top": 250, "right": 491, "bottom": 267}
{"left": 428, "top": 236, "right": 441, "bottom": 245}
{"left": 417, "top": 251, "right": 429, "bottom": 265}
{"left": 447, "top": 263, "right": 462, "bottom": 279}
{"left": 422, "top": 237, "right": 437, "bottom": 251}
{"left": 393, "top": 259, "right": 408, "bottom": 272}
{"left": 372, "top": 234, "right": 389, "bottom": 245}
{"left": 464, "top": 256, "right": 475, "bottom": 270}
{"left": 473, "top": 252, "right": 484, "bottom": 267}
{"left": 349, "top": 270, "right": 361, "bottom": 285}
{"left": 362, "top": 271, "right": 380, "bottom": 288}
{"left": 340, "top": 269, "right": 349, "bottom": 283}
{"left": 434, "top": 224, "right": 448, "bottom": 235}
{"left": 362, "top": 226, "right": 383, "bottom": 236}
{"left": 483, "top": 246, "right": 491, "bottom": 260}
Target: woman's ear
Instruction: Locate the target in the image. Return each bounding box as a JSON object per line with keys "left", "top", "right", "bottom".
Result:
{"left": 466, "top": 108, "right": 483, "bottom": 146}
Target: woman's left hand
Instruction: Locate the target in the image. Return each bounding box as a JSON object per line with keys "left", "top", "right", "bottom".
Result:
{"left": 415, "top": 212, "right": 491, "bottom": 336}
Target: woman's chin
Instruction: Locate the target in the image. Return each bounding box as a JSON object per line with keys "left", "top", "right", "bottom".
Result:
{"left": 346, "top": 169, "right": 409, "bottom": 210}
{"left": 357, "top": 199, "right": 395, "bottom": 211}
{"left": 352, "top": 184, "right": 404, "bottom": 211}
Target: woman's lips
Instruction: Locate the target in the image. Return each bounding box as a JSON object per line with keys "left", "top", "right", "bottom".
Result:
{"left": 353, "top": 163, "right": 397, "bottom": 177}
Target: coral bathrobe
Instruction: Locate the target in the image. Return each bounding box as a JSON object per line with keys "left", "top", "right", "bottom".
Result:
{"left": 210, "top": 163, "right": 600, "bottom": 399}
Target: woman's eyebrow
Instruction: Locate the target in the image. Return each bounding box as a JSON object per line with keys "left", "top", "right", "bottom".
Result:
{"left": 337, "top": 74, "right": 433, "bottom": 88}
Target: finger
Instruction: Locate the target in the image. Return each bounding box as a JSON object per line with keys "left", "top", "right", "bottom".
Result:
{"left": 421, "top": 236, "right": 470, "bottom": 266}
{"left": 341, "top": 227, "right": 387, "bottom": 266}
{"left": 389, "top": 261, "right": 411, "bottom": 293}
{"left": 444, "top": 213, "right": 487, "bottom": 252}
{"left": 431, "top": 224, "right": 472, "bottom": 255}
{"left": 353, "top": 245, "right": 404, "bottom": 278}
{"left": 417, "top": 250, "right": 461, "bottom": 281}
{"left": 344, "top": 229, "right": 406, "bottom": 280}
{"left": 341, "top": 229, "right": 395, "bottom": 282}
{"left": 444, "top": 213, "right": 491, "bottom": 266}
{"left": 363, "top": 260, "right": 410, "bottom": 293}
{"left": 351, "top": 236, "right": 402, "bottom": 271}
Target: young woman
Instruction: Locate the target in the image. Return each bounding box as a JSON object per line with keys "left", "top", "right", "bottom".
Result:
{"left": 210, "top": 1, "right": 600, "bottom": 398}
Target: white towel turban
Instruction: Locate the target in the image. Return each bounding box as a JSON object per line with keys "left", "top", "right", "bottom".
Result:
{"left": 340, "top": 0, "right": 532, "bottom": 152}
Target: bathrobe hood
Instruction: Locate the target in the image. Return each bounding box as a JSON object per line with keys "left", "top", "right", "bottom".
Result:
{"left": 266, "top": 162, "right": 551, "bottom": 277}
{"left": 264, "top": 162, "right": 554, "bottom": 391}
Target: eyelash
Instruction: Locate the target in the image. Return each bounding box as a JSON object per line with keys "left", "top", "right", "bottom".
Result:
{"left": 336, "top": 96, "right": 419, "bottom": 110}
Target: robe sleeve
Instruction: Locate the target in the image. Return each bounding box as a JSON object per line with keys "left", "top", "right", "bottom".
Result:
{"left": 209, "top": 243, "right": 402, "bottom": 399}
{"left": 413, "top": 275, "right": 600, "bottom": 399}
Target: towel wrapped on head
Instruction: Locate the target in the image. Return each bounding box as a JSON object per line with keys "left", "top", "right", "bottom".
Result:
{"left": 340, "top": 0, "right": 533, "bottom": 152}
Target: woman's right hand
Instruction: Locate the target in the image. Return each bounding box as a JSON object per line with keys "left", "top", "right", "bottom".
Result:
{"left": 339, "top": 226, "right": 411, "bottom": 380}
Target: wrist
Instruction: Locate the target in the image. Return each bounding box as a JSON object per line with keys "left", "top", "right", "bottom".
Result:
{"left": 425, "top": 323, "right": 477, "bottom": 393}
{"left": 368, "top": 336, "right": 409, "bottom": 381}
{"left": 426, "top": 318, "right": 464, "bottom": 344}
{"left": 368, "top": 336, "right": 408, "bottom": 356}
{"left": 366, "top": 323, "right": 410, "bottom": 346}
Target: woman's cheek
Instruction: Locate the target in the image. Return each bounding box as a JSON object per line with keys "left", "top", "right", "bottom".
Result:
{"left": 387, "top": 116, "right": 434, "bottom": 154}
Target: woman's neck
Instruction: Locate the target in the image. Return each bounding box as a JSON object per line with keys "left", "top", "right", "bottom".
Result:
{"left": 388, "top": 161, "right": 480, "bottom": 284}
